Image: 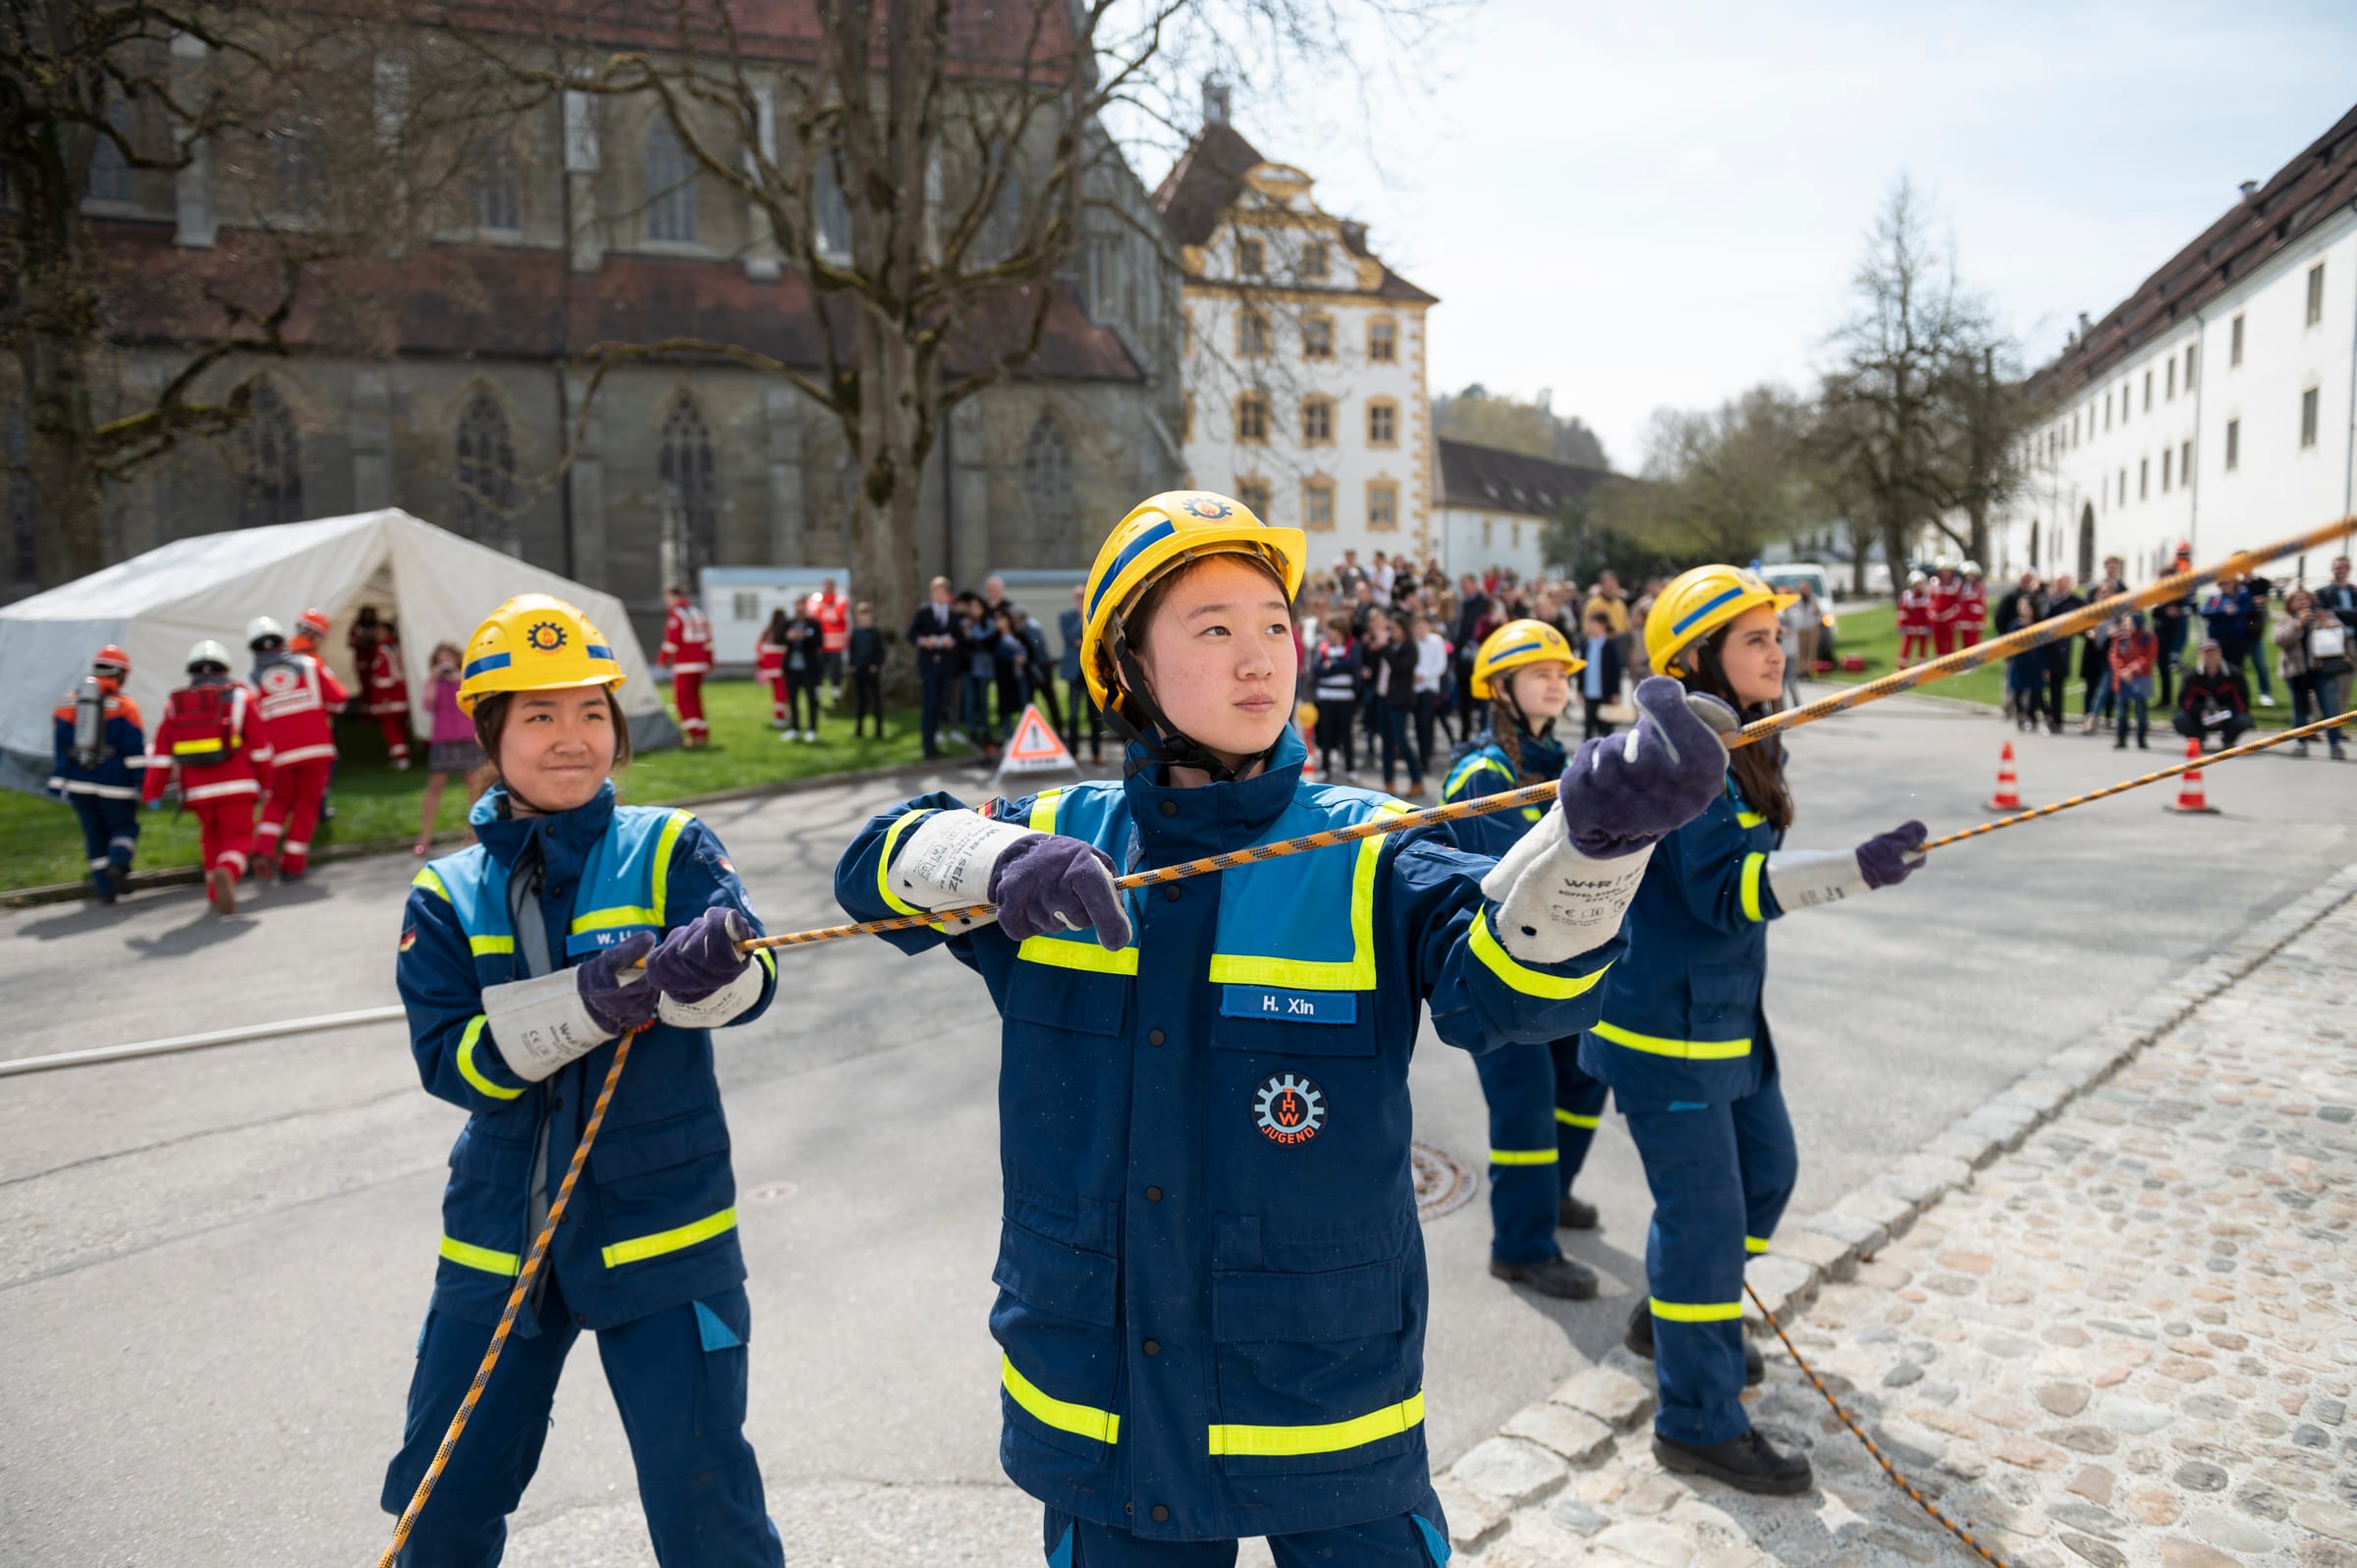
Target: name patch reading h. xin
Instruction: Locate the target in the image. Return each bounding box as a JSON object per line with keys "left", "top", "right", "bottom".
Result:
{"left": 1220, "top": 986, "right": 1356, "bottom": 1025}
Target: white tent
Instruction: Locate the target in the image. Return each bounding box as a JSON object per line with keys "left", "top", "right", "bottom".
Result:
{"left": 1, "top": 510, "right": 676, "bottom": 794}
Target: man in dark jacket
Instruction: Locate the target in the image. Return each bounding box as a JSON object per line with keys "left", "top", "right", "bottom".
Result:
{"left": 1577, "top": 609, "right": 1626, "bottom": 738}
{"left": 2320, "top": 555, "right": 2357, "bottom": 631}
{"left": 2174, "top": 639, "right": 2253, "bottom": 749}
{"left": 2040, "top": 572, "right": 2085, "bottom": 734}
{"left": 2152, "top": 544, "right": 2196, "bottom": 710}
{"left": 907, "top": 576, "right": 959, "bottom": 759}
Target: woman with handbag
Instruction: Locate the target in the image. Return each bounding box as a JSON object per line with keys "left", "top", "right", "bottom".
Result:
{"left": 2275, "top": 585, "right": 2352, "bottom": 760}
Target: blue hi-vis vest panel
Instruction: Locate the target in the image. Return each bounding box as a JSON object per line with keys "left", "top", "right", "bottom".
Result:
{"left": 1012, "top": 783, "right": 1406, "bottom": 1021}
{"left": 427, "top": 806, "right": 696, "bottom": 973}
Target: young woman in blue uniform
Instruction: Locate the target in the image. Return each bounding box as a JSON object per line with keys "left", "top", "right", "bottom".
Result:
{"left": 1580, "top": 566, "right": 1928, "bottom": 1496}
{"left": 835, "top": 492, "right": 1736, "bottom": 1567}
{"left": 381, "top": 594, "right": 788, "bottom": 1567}
{"left": 1438, "top": 620, "right": 1615, "bottom": 1300}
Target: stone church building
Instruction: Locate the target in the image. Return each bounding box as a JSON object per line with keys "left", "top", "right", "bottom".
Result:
{"left": 11, "top": 13, "right": 1187, "bottom": 647}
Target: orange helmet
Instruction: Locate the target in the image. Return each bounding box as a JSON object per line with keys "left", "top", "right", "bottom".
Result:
{"left": 296, "top": 608, "right": 332, "bottom": 640}
{"left": 92, "top": 644, "right": 131, "bottom": 677}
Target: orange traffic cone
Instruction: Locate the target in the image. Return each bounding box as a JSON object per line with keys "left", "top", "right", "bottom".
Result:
{"left": 2165, "top": 737, "right": 2220, "bottom": 814}
{"left": 1986, "top": 741, "right": 2026, "bottom": 811}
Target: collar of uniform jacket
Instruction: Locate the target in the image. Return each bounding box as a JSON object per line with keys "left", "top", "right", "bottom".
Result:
{"left": 468, "top": 779, "right": 618, "bottom": 886}
{"left": 1122, "top": 726, "right": 1310, "bottom": 860}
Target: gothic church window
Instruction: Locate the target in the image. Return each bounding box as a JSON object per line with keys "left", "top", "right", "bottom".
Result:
{"left": 242, "top": 382, "right": 304, "bottom": 526}
{"left": 645, "top": 121, "right": 696, "bottom": 243}
{"left": 1023, "top": 414, "right": 1076, "bottom": 548}
{"left": 658, "top": 397, "right": 718, "bottom": 583}
{"left": 454, "top": 390, "right": 518, "bottom": 553}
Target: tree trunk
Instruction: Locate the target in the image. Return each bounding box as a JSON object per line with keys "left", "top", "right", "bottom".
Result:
{"left": 850, "top": 314, "right": 931, "bottom": 704}
{"left": 16, "top": 190, "right": 111, "bottom": 585}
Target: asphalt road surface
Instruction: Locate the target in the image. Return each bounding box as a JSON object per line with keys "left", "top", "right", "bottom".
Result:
{"left": 3, "top": 691, "right": 2350, "bottom": 1566}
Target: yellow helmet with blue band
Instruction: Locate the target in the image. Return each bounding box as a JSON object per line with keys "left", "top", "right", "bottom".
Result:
{"left": 458, "top": 593, "right": 627, "bottom": 715}
{"left": 1079, "top": 490, "right": 1305, "bottom": 720}
{"left": 1645, "top": 565, "right": 1796, "bottom": 677}
{"left": 1469, "top": 619, "right": 1583, "bottom": 700}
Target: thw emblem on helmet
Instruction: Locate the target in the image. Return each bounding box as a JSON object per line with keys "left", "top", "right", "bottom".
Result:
{"left": 1179, "top": 496, "right": 1233, "bottom": 520}
{"left": 1254, "top": 1072, "right": 1326, "bottom": 1147}
{"left": 525, "top": 622, "right": 569, "bottom": 653}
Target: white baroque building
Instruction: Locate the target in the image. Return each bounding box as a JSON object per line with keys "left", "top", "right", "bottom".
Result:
{"left": 1154, "top": 86, "right": 1438, "bottom": 571}
{"left": 1992, "top": 105, "right": 2357, "bottom": 586}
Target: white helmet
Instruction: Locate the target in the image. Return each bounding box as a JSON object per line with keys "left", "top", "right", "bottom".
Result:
{"left": 1906, "top": 570, "right": 1926, "bottom": 586}
{"left": 246, "top": 615, "right": 287, "bottom": 648}
{"left": 1934, "top": 555, "right": 1957, "bottom": 572}
{"left": 186, "top": 639, "right": 233, "bottom": 673}
{"left": 1962, "top": 560, "right": 1982, "bottom": 576}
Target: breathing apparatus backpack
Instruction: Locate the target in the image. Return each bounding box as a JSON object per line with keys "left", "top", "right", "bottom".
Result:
{"left": 71, "top": 676, "right": 112, "bottom": 771}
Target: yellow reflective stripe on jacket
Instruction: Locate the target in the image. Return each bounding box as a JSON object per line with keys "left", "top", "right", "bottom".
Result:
{"left": 875, "top": 807, "right": 937, "bottom": 917}
{"left": 1556, "top": 1108, "right": 1601, "bottom": 1129}
{"left": 601, "top": 1206, "right": 738, "bottom": 1269}
{"left": 1026, "top": 788, "right": 1068, "bottom": 833}
{"left": 1735, "top": 808, "right": 1767, "bottom": 830}
{"left": 440, "top": 1233, "right": 521, "bottom": 1275}
{"left": 1442, "top": 754, "right": 1514, "bottom": 802}
{"left": 1207, "top": 1389, "right": 1424, "bottom": 1458}
{"left": 468, "top": 934, "right": 517, "bottom": 957}
{"left": 1740, "top": 852, "right": 1767, "bottom": 923}
{"left": 649, "top": 808, "right": 693, "bottom": 921}
{"left": 1490, "top": 1147, "right": 1559, "bottom": 1165}
{"left": 1591, "top": 1020, "right": 1752, "bottom": 1061}
{"left": 1002, "top": 1354, "right": 1121, "bottom": 1444}
{"left": 1745, "top": 1235, "right": 1771, "bottom": 1255}
{"left": 567, "top": 808, "right": 695, "bottom": 937}
{"left": 1205, "top": 814, "right": 1398, "bottom": 991}
{"left": 1465, "top": 909, "right": 1612, "bottom": 1000}
{"left": 1650, "top": 1296, "right": 1743, "bottom": 1323}
{"left": 413, "top": 867, "right": 451, "bottom": 901}
{"left": 455, "top": 1013, "right": 523, "bottom": 1102}
{"left": 1016, "top": 934, "right": 1142, "bottom": 975}
{"left": 172, "top": 738, "right": 226, "bottom": 754}
{"left": 571, "top": 902, "right": 660, "bottom": 935}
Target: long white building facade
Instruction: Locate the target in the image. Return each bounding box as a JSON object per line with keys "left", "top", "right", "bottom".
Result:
{"left": 1993, "top": 105, "right": 2357, "bottom": 587}
{"left": 1154, "top": 87, "right": 1438, "bottom": 572}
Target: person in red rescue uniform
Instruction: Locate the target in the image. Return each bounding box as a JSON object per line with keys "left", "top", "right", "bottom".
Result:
{"left": 1926, "top": 557, "right": 1964, "bottom": 657}
{"left": 1895, "top": 571, "right": 1933, "bottom": 668}
{"left": 288, "top": 607, "right": 343, "bottom": 822}
{"left": 658, "top": 582, "right": 714, "bottom": 747}
{"left": 247, "top": 614, "right": 348, "bottom": 882}
{"left": 1957, "top": 563, "right": 1988, "bottom": 649}
{"left": 812, "top": 576, "right": 850, "bottom": 705}
{"left": 142, "top": 639, "right": 274, "bottom": 914}
{"left": 368, "top": 619, "right": 415, "bottom": 769}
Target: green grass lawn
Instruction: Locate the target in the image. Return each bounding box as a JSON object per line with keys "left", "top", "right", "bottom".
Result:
{"left": 1820, "top": 604, "right": 2099, "bottom": 717}
{"left": 6, "top": 679, "right": 935, "bottom": 892}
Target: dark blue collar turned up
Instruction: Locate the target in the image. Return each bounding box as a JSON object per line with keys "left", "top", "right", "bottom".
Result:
{"left": 468, "top": 779, "right": 618, "bottom": 891}
{"left": 1122, "top": 727, "right": 1309, "bottom": 861}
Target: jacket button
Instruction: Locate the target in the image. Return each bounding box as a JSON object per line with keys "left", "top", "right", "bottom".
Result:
{"left": 574, "top": 1312, "right": 587, "bottom": 1325}
{"left": 1147, "top": 1029, "right": 1166, "bottom": 1047}
{"left": 1143, "top": 1339, "right": 1160, "bottom": 1356}
{"left": 1145, "top": 1186, "right": 1163, "bottom": 1202}
{"left": 1163, "top": 884, "right": 1180, "bottom": 901}
{"left": 1151, "top": 1505, "right": 1170, "bottom": 1523}
{"left": 1159, "top": 800, "right": 1177, "bottom": 817}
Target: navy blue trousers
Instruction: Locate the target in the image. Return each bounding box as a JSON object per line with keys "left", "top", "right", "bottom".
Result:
{"left": 1474, "top": 1038, "right": 1609, "bottom": 1265}
{"left": 381, "top": 1270, "right": 783, "bottom": 1568}
{"left": 1043, "top": 1493, "right": 1451, "bottom": 1566}
{"left": 68, "top": 793, "right": 138, "bottom": 896}
{"left": 1619, "top": 1074, "right": 1798, "bottom": 1446}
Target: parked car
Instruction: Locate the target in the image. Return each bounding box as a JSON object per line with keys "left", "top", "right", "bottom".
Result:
{"left": 1760, "top": 563, "right": 1839, "bottom": 666}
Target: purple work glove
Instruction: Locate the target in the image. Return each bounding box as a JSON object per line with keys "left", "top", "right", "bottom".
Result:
{"left": 577, "top": 931, "right": 660, "bottom": 1036}
{"left": 1856, "top": 822, "right": 1928, "bottom": 890}
{"left": 1558, "top": 676, "right": 1737, "bottom": 858}
{"left": 988, "top": 834, "right": 1133, "bottom": 951}
{"left": 645, "top": 907, "right": 753, "bottom": 1002}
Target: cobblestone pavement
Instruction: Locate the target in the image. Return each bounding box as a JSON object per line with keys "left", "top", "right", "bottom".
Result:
{"left": 1443, "top": 870, "right": 2357, "bottom": 1568}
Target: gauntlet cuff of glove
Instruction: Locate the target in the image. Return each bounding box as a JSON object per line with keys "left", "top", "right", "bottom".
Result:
{"left": 657, "top": 961, "right": 765, "bottom": 1029}
{"left": 1480, "top": 801, "right": 1655, "bottom": 963}
{"left": 1763, "top": 849, "right": 1868, "bottom": 912}
{"left": 484, "top": 967, "right": 619, "bottom": 1083}
{"left": 887, "top": 809, "right": 1034, "bottom": 929}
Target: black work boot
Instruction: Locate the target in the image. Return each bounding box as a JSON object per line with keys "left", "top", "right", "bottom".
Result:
{"left": 1623, "top": 1298, "right": 1765, "bottom": 1385}
{"left": 1557, "top": 1193, "right": 1600, "bottom": 1230}
{"left": 1652, "top": 1428, "right": 1813, "bottom": 1495}
{"left": 1489, "top": 1255, "right": 1598, "bottom": 1300}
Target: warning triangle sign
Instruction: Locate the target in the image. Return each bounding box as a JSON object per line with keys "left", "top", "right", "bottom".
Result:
{"left": 993, "top": 702, "right": 1079, "bottom": 785}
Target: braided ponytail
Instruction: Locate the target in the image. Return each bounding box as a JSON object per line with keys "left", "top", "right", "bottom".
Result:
{"left": 1491, "top": 696, "right": 1529, "bottom": 782}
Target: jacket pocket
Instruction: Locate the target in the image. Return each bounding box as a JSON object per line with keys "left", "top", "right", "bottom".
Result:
{"left": 1003, "top": 958, "right": 1129, "bottom": 1039}
{"left": 1207, "top": 1002, "right": 1378, "bottom": 1058}
{"left": 448, "top": 1127, "right": 534, "bottom": 1187}
{"left": 587, "top": 1108, "right": 737, "bottom": 1270}
{"left": 990, "top": 1216, "right": 1124, "bottom": 1461}
{"left": 1684, "top": 963, "right": 1758, "bottom": 1041}
{"left": 1209, "top": 1252, "right": 1419, "bottom": 1477}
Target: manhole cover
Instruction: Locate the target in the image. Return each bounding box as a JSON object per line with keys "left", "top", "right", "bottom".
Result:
{"left": 747, "top": 1181, "right": 798, "bottom": 1203}
{"left": 1412, "top": 1141, "right": 1477, "bottom": 1221}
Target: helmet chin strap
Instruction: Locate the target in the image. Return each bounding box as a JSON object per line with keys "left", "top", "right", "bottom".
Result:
{"left": 1105, "top": 626, "right": 1282, "bottom": 785}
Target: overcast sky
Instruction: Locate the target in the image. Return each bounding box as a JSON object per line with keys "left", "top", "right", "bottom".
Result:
{"left": 1181, "top": 0, "right": 2357, "bottom": 471}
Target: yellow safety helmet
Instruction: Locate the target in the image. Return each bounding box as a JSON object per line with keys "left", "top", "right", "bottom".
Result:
{"left": 1469, "top": 619, "right": 1584, "bottom": 700}
{"left": 1645, "top": 565, "right": 1796, "bottom": 677}
{"left": 1079, "top": 489, "right": 1305, "bottom": 721}
{"left": 458, "top": 593, "right": 627, "bottom": 715}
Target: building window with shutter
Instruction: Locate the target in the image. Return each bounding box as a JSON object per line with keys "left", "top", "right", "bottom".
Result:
{"left": 1299, "top": 242, "right": 1329, "bottom": 281}
{"left": 1366, "top": 480, "right": 1398, "bottom": 532}
{"left": 1367, "top": 317, "right": 1397, "bottom": 362}
{"left": 1235, "top": 393, "right": 1269, "bottom": 444}
{"left": 2143, "top": 371, "right": 2152, "bottom": 411}
{"left": 2179, "top": 439, "right": 2191, "bottom": 484}
{"left": 2163, "top": 448, "right": 2172, "bottom": 491}
{"left": 1366, "top": 399, "right": 1397, "bottom": 448}
{"left": 1303, "top": 478, "right": 1335, "bottom": 530}
{"left": 1237, "top": 476, "right": 1272, "bottom": 517}
{"left": 1302, "top": 314, "right": 1334, "bottom": 359}
{"left": 2307, "top": 264, "right": 2326, "bottom": 327}
{"left": 2229, "top": 316, "right": 2243, "bottom": 367}
{"left": 2166, "top": 358, "right": 2176, "bottom": 401}
{"left": 1235, "top": 237, "right": 1264, "bottom": 277}
{"left": 2185, "top": 344, "right": 2197, "bottom": 387}
{"left": 2224, "top": 419, "right": 2240, "bottom": 471}
{"left": 2301, "top": 387, "right": 2320, "bottom": 448}
{"left": 2139, "top": 458, "right": 2148, "bottom": 499}
{"left": 1238, "top": 309, "right": 1270, "bottom": 357}
{"left": 1301, "top": 397, "right": 1334, "bottom": 446}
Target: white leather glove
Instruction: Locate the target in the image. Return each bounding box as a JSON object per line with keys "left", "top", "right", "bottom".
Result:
{"left": 1761, "top": 850, "right": 1867, "bottom": 911}
{"left": 885, "top": 809, "right": 1034, "bottom": 933}
{"left": 657, "top": 963, "right": 765, "bottom": 1028}
{"left": 1479, "top": 799, "right": 1653, "bottom": 964}
{"left": 483, "top": 969, "right": 620, "bottom": 1082}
